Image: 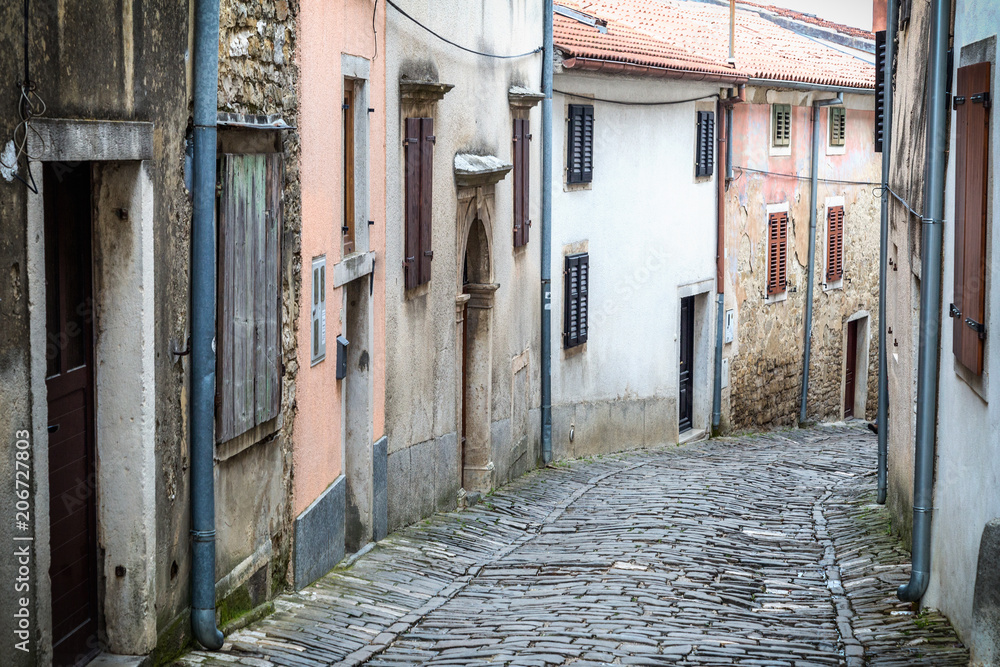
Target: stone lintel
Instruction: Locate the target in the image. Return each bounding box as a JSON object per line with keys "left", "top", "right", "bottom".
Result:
{"left": 508, "top": 86, "right": 545, "bottom": 109}
{"left": 400, "top": 79, "right": 455, "bottom": 103}
{"left": 465, "top": 283, "right": 499, "bottom": 309}
{"left": 454, "top": 154, "right": 512, "bottom": 189}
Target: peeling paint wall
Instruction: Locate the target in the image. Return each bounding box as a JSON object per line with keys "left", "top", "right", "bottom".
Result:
{"left": 723, "top": 88, "right": 881, "bottom": 432}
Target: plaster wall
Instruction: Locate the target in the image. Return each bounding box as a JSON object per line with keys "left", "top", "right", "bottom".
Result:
{"left": 922, "top": 4, "right": 1000, "bottom": 658}
{"left": 549, "top": 73, "right": 720, "bottom": 457}
{"left": 384, "top": 0, "right": 543, "bottom": 529}
{"left": 722, "top": 89, "right": 881, "bottom": 431}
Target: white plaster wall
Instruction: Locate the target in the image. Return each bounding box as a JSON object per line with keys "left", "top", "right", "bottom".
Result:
{"left": 926, "top": 3, "right": 1000, "bottom": 647}
{"left": 550, "top": 73, "right": 720, "bottom": 417}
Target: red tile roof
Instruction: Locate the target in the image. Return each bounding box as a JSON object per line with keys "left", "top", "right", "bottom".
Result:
{"left": 555, "top": 0, "right": 875, "bottom": 90}
{"left": 737, "top": 1, "right": 874, "bottom": 41}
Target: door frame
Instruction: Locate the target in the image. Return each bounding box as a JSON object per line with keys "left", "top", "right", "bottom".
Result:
{"left": 843, "top": 311, "right": 872, "bottom": 421}
{"left": 26, "top": 119, "right": 157, "bottom": 660}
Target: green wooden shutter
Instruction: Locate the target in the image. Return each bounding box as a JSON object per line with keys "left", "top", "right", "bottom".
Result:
{"left": 772, "top": 105, "right": 791, "bottom": 147}
{"left": 563, "top": 252, "right": 589, "bottom": 348}
{"left": 696, "top": 111, "right": 715, "bottom": 177}
{"left": 567, "top": 104, "right": 594, "bottom": 184}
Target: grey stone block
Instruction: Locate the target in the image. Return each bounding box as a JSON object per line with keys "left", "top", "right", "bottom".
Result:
{"left": 373, "top": 437, "right": 388, "bottom": 541}
{"left": 435, "top": 432, "right": 460, "bottom": 511}
{"left": 411, "top": 438, "right": 437, "bottom": 520}
{"left": 573, "top": 400, "right": 612, "bottom": 458}
{"left": 609, "top": 399, "right": 645, "bottom": 451}
{"left": 643, "top": 396, "right": 676, "bottom": 447}
{"left": 293, "top": 475, "right": 345, "bottom": 590}
{"left": 387, "top": 447, "right": 411, "bottom": 532}
{"left": 490, "top": 417, "right": 511, "bottom": 484}
{"left": 551, "top": 403, "right": 575, "bottom": 461}
{"left": 972, "top": 518, "right": 1000, "bottom": 665}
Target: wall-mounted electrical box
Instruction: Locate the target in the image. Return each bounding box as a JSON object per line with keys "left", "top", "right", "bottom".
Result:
{"left": 725, "top": 309, "right": 735, "bottom": 344}
{"left": 336, "top": 335, "right": 350, "bottom": 379}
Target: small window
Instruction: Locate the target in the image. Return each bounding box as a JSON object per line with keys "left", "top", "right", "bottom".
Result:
{"left": 772, "top": 104, "right": 791, "bottom": 147}
{"left": 829, "top": 107, "right": 846, "bottom": 147}
{"left": 767, "top": 211, "right": 788, "bottom": 297}
{"left": 826, "top": 206, "right": 845, "bottom": 282}
{"left": 311, "top": 256, "right": 327, "bottom": 365}
{"left": 951, "top": 61, "right": 991, "bottom": 374}
{"left": 343, "top": 79, "right": 356, "bottom": 254}
{"left": 216, "top": 153, "right": 284, "bottom": 442}
{"left": 513, "top": 118, "right": 531, "bottom": 247}
{"left": 563, "top": 252, "right": 589, "bottom": 348}
{"left": 696, "top": 111, "right": 715, "bottom": 177}
{"left": 566, "top": 104, "right": 594, "bottom": 184}
{"left": 404, "top": 117, "right": 434, "bottom": 289}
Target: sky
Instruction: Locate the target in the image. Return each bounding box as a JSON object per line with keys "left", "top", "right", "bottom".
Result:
{"left": 758, "top": 0, "right": 874, "bottom": 31}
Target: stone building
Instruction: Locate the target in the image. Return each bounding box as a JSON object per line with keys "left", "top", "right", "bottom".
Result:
{"left": 719, "top": 7, "right": 881, "bottom": 431}
{"left": 383, "top": 0, "right": 544, "bottom": 528}
{"left": 883, "top": 0, "right": 1000, "bottom": 660}
{"left": 0, "top": 1, "right": 302, "bottom": 664}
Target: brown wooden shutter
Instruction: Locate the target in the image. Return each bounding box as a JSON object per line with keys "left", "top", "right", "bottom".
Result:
{"left": 418, "top": 117, "right": 435, "bottom": 285}
{"left": 567, "top": 104, "right": 594, "bottom": 184}
{"left": 826, "top": 205, "right": 845, "bottom": 282}
{"left": 952, "top": 61, "right": 991, "bottom": 374}
{"left": 513, "top": 118, "right": 530, "bottom": 247}
{"left": 875, "top": 31, "right": 887, "bottom": 152}
{"left": 217, "top": 153, "right": 283, "bottom": 442}
{"left": 767, "top": 212, "right": 788, "bottom": 296}
{"left": 563, "top": 252, "right": 589, "bottom": 348}
{"left": 404, "top": 118, "right": 422, "bottom": 290}
{"left": 696, "top": 111, "right": 715, "bottom": 177}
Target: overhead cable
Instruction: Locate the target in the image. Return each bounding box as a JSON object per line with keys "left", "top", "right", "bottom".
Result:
{"left": 386, "top": 0, "right": 542, "bottom": 59}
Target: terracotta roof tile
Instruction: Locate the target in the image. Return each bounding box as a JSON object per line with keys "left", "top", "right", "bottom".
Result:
{"left": 555, "top": 0, "right": 875, "bottom": 89}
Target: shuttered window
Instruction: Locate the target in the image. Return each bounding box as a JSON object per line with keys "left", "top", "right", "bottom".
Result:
{"left": 875, "top": 31, "right": 887, "bottom": 152}
{"left": 404, "top": 117, "right": 434, "bottom": 289}
{"left": 217, "top": 153, "right": 283, "bottom": 443}
{"left": 566, "top": 104, "right": 594, "bottom": 184}
{"left": 772, "top": 104, "right": 791, "bottom": 147}
{"left": 513, "top": 118, "right": 531, "bottom": 247}
{"left": 952, "top": 61, "right": 991, "bottom": 374}
{"left": 826, "top": 205, "right": 845, "bottom": 282}
{"left": 767, "top": 212, "right": 788, "bottom": 297}
{"left": 696, "top": 110, "right": 715, "bottom": 177}
{"left": 563, "top": 252, "right": 589, "bottom": 348}
{"left": 829, "top": 107, "right": 846, "bottom": 146}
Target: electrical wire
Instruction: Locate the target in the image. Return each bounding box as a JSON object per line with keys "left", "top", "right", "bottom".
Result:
{"left": 385, "top": 0, "right": 542, "bottom": 59}
{"left": 875, "top": 183, "right": 924, "bottom": 220}
{"left": 372, "top": 0, "right": 379, "bottom": 61}
{"left": 1, "top": 0, "right": 44, "bottom": 193}
{"left": 554, "top": 88, "right": 719, "bottom": 106}
{"left": 733, "top": 165, "right": 878, "bottom": 187}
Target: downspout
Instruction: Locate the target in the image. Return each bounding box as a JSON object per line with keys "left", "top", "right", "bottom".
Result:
{"left": 800, "top": 93, "right": 842, "bottom": 425}
{"left": 190, "top": 0, "right": 224, "bottom": 649}
{"left": 875, "top": 0, "right": 898, "bottom": 506}
{"left": 898, "top": 0, "right": 950, "bottom": 603}
{"left": 541, "top": 0, "right": 554, "bottom": 464}
{"left": 712, "top": 84, "right": 744, "bottom": 433}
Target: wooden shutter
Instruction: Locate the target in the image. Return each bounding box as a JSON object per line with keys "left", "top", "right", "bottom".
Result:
{"left": 952, "top": 61, "right": 991, "bottom": 374}
{"left": 826, "top": 205, "right": 845, "bottom": 282}
{"left": 829, "top": 107, "right": 846, "bottom": 146}
{"left": 772, "top": 105, "right": 791, "bottom": 147}
{"left": 513, "top": 118, "right": 531, "bottom": 246}
{"left": 567, "top": 104, "right": 594, "bottom": 184}
{"left": 767, "top": 212, "right": 788, "bottom": 296}
{"left": 404, "top": 118, "right": 422, "bottom": 290}
{"left": 875, "top": 31, "right": 887, "bottom": 152}
{"left": 217, "top": 153, "right": 283, "bottom": 442}
{"left": 696, "top": 111, "right": 715, "bottom": 177}
{"left": 563, "top": 252, "right": 589, "bottom": 348}
{"left": 418, "top": 117, "right": 434, "bottom": 284}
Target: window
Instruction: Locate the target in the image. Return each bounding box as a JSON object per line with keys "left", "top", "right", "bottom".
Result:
{"left": 311, "top": 256, "right": 326, "bottom": 365}
{"left": 767, "top": 211, "right": 788, "bottom": 297}
{"left": 829, "top": 107, "right": 846, "bottom": 147}
{"left": 566, "top": 104, "right": 594, "bottom": 184}
{"left": 513, "top": 118, "right": 531, "bottom": 246}
{"left": 951, "top": 61, "right": 991, "bottom": 374}
{"left": 696, "top": 111, "right": 715, "bottom": 177}
{"left": 772, "top": 104, "right": 791, "bottom": 147}
{"left": 216, "top": 153, "right": 283, "bottom": 442}
{"left": 826, "top": 205, "right": 845, "bottom": 282}
{"left": 563, "top": 252, "right": 589, "bottom": 348}
{"left": 343, "top": 79, "right": 356, "bottom": 254}
{"left": 404, "top": 117, "right": 434, "bottom": 290}
{"left": 875, "top": 31, "right": 887, "bottom": 152}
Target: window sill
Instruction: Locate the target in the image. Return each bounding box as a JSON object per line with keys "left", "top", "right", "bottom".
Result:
{"left": 826, "top": 144, "right": 847, "bottom": 156}
{"left": 769, "top": 144, "right": 792, "bottom": 157}
{"left": 216, "top": 413, "right": 283, "bottom": 462}
{"left": 765, "top": 291, "right": 788, "bottom": 305}
{"left": 333, "top": 250, "right": 376, "bottom": 288}
{"left": 564, "top": 181, "right": 592, "bottom": 192}
{"left": 822, "top": 279, "right": 844, "bottom": 292}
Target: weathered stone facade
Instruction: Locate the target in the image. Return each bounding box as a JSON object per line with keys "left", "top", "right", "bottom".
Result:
{"left": 723, "top": 90, "right": 882, "bottom": 432}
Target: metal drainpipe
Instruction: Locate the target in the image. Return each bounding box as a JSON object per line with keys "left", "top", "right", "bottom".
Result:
{"left": 898, "top": 0, "right": 950, "bottom": 603}
{"left": 541, "top": 0, "right": 554, "bottom": 464}
{"left": 875, "top": 0, "right": 898, "bottom": 506}
{"left": 190, "top": 0, "right": 224, "bottom": 649}
{"left": 800, "top": 93, "right": 842, "bottom": 425}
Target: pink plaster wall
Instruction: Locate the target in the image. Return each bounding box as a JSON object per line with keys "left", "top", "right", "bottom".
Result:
{"left": 294, "top": 0, "right": 386, "bottom": 516}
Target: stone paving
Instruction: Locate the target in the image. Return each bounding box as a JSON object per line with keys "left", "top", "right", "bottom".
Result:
{"left": 177, "top": 425, "right": 968, "bottom": 666}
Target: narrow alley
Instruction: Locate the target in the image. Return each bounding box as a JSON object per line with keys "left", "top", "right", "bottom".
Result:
{"left": 178, "top": 426, "right": 967, "bottom": 666}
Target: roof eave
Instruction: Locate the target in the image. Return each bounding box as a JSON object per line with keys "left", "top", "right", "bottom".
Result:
{"left": 747, "top": 77, "right": 876, "bottom": 95}
{"left": 562, "top": 56, "right": 748, "bottom": 84}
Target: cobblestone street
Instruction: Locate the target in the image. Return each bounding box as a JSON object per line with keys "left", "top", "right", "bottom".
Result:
{"left": 178, "top": 426, "right": 968, "bottom": 666}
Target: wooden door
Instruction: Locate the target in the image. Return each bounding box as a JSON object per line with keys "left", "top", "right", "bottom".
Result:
{"left": 44, "top": 162, "right": 100, "bottom": 667}
{"left": 845, "top": 320, "right": 858, "bottom": 419}
{"left": 679, "top": 296, "right": 695, "bottom": 433}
